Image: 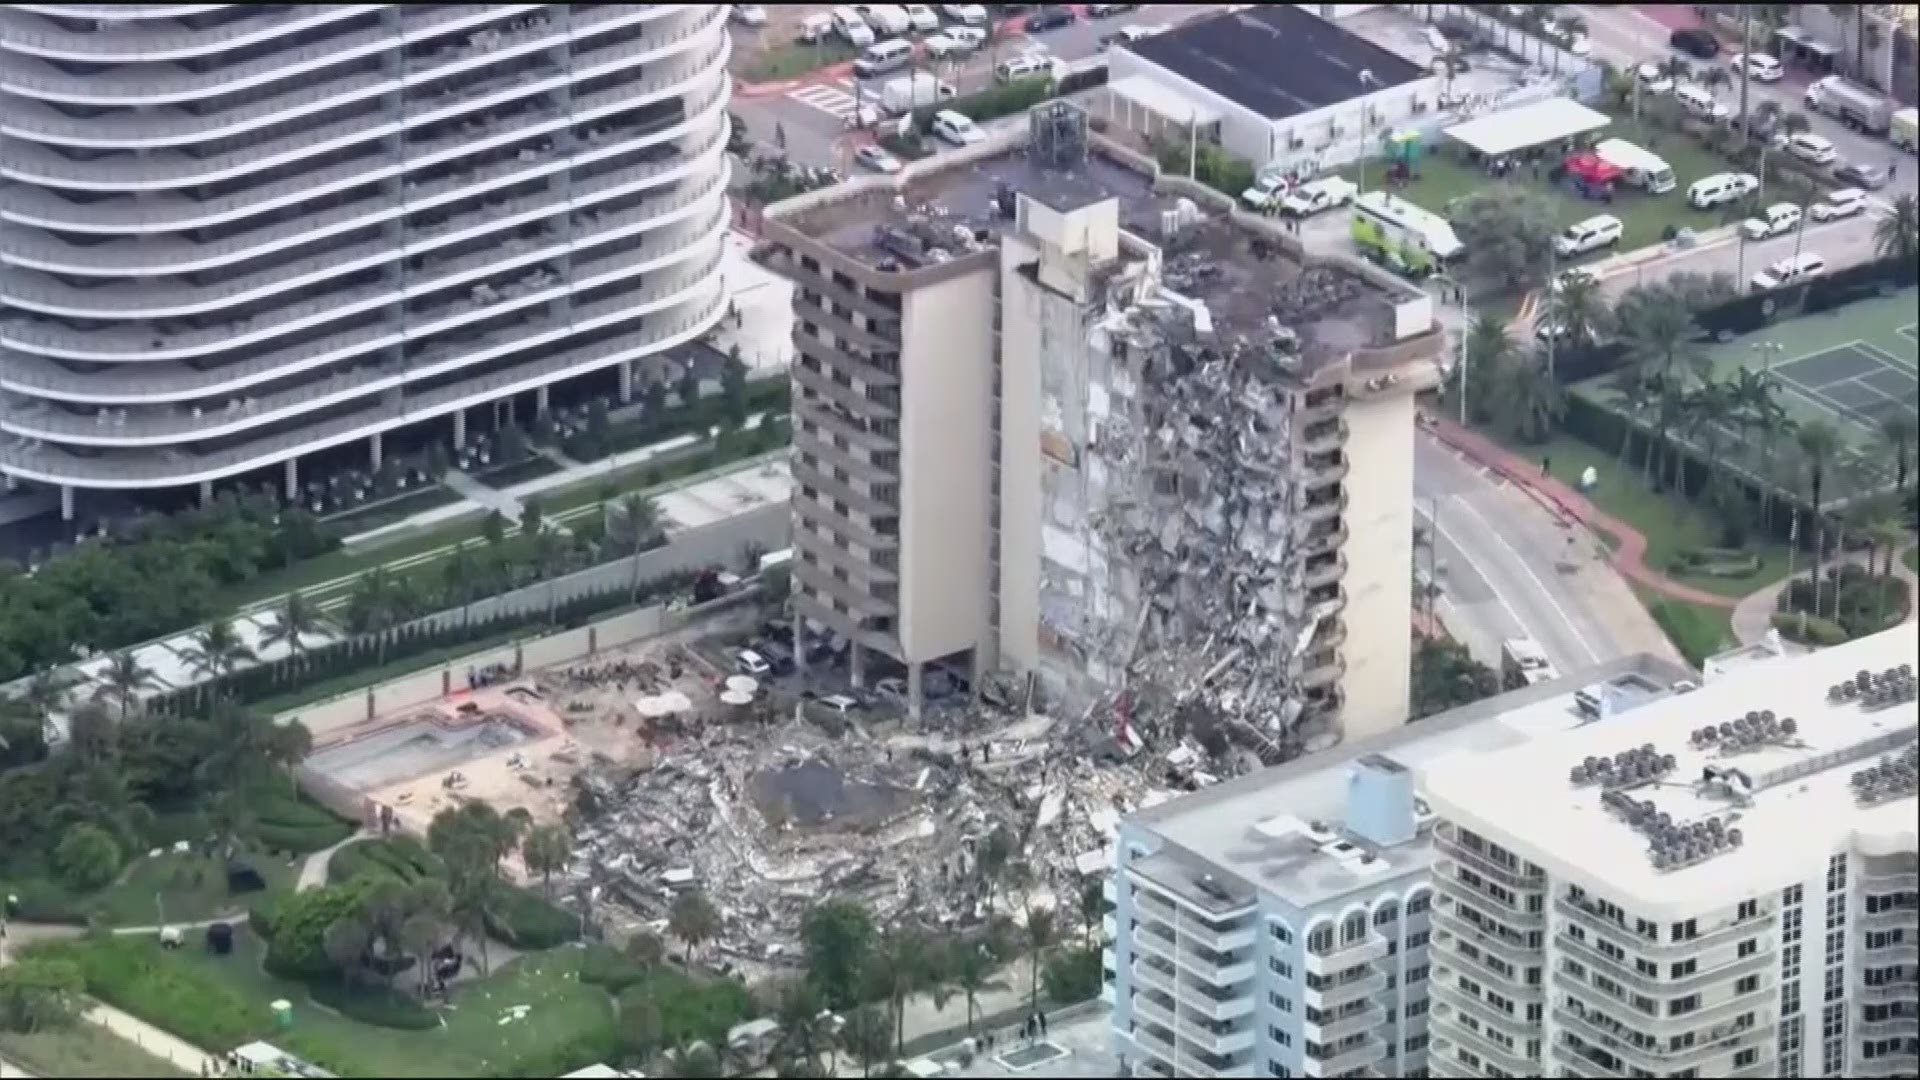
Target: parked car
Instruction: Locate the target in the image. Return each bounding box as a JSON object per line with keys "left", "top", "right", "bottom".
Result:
{"left": 1786, "top": 131, "right": 1838, "bottom": 165}
{"left": 942, "top": 3, "right": 988, "bottom": 26}
{"left": 735, "top": 649, "right": 771, "bottom": 676}
{"left": 1670, "top": 27, "right": 1720, "bottom": 59}
{"left": 926, "top": 27, "right": 986, "bottom": 57}
{"left": 931, "top": 109, "right": 984, "bottom": 145}
{"left": 1750, "top": 252, "right": 1826, "bottom": 291}
{"left": 1686, "top": 170, "right": 1759, "bottom": 208}
{"left": 1554, "top": 214, "right": 1624, "bottom": 257}
{"left": 816, "top": 694, "right": 861, "bottom": 716}
{"left": 1832, "top": 161, "right": 1890, "bottom": 189}
{"left": 1729, "top": 52, "right": 1784, "bottom": 82}
{"left": 904, "top": 3, "right": 940, "bottom": 32}
{"left": 1741, "top": 201, "right": 1803, "bottom": 240}
{"left": 843, "top": 101, "right": 885, "bottom": 128}
{"left": 1636, "top": 63, "right": 1675, "bottom": 96}
{"left": 1025, "top": 4, "right": 1076, "bottom": 32}
{"left": 732, "top": 4, "right": 768, "bottom": 27}
{"left": 1280, "top": 177, "right": 1359, "bottom": 217}
{"left": 1087, "top": 2, "right": 1140, "bottom": 15}
{"left": 1239, "top": 171, "right": 1291, "bottom": 211}
{"left": 1809, "top": 187, "right": 1867, "bottom": 221}
{"left": 855, "top": 145, "right": 904, "bottom": 173}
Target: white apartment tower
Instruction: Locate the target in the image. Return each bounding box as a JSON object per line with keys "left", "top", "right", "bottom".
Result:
{"left": 1422, "top": 624, "right": 1919, "bottom": 1079}
{"left": 0, "top": 4, "right": 732, "bottom": 519}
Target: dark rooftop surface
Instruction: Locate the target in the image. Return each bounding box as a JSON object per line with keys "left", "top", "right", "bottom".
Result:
{"left": 1125, "top": 5, "right": 1427, "bottom": 121}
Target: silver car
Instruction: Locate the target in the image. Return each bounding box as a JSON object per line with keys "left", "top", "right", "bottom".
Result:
{"left": 855, "top": 145, "right": 903, "bottom": 174}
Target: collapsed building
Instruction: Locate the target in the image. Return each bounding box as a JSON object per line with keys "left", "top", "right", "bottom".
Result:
{"left": 762, "top": 102, "right": 1444, "bottom": 771}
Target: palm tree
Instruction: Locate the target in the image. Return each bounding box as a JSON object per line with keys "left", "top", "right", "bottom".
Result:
{"left": 620, "top": 492, "right": 662, "bottom": 604}
{"left": 1539, "top": 271, "right": 1608, "bottom": 356}
{"left": 1737, "top": 5, "right": 1754, "bottom": 143}
{"left": 1678, "top": 377, "right": 1738, "bottom": 498}
{"left": 1461, "top": 313, "right": 1515, "bottom": 426}
{"left": 1874, "top": 192, "right": 1919, "bottom": 268}
{"left": 1494, "top": 349, "right": 1566, "bottom": 444}
{"left": 951, "top": 939, "right": 992, "bottom": 1035}
{"left": 261, "top": 590, "right": 335, "bottom": 661}
{"left": 520, "top": 823, "right": 571, "bottom": 899}
{"left": 439, "top": 543, "right": 482, "bottom": 624}
{"left": 1796, "top": 419, "right": 1845, "bottom": 610}
{"left": 182, "top": 616, "right": 257, "bottom": 683}
{"left": 90, "top": 649, "right": 158, "bottom": 722}
{"left": 668, "top": 889, "right": 718, "bottom": 970}
{"left": 346, "top": 566, "right": 410, "bottom": 660}
{"left": 1623, "top": 292, "right": 1700, "bottom": 485}
{"left": 1879, "top": 414, "right": 1918, "bottom": 496}
{"left": 1022, "top": 903, "right": 1057, "bottom": 1021}
{"left": 771, "top": 978, "right": 830, "bottom": 1078}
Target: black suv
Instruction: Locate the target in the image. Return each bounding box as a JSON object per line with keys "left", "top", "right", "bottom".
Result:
{"left": 1670, "top": 28, "right": 1720, "bottom": 60}
{"left": 1026, "top": 5, "right": 1076, "bottom": 32}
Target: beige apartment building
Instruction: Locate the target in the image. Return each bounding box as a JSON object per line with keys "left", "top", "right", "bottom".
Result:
{"left": 759, "top": 105, "right": 1439, "bottom": 746}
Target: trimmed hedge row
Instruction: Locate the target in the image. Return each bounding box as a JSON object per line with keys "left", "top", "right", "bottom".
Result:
{"left": 485, "top": 885, "right": 583, "bottom": 950}
{"left": 308, "top": 978, "right": 439, "bottom": 1031}
{"left": 1772, "top": 610, "right": 1848, "bottom": 647}
{"left": 327, "top": 836, "right": 444, "bottom": 887}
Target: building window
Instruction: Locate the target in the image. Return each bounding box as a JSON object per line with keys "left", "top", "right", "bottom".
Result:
{"left": 1407, "top": 964, "right": 1430, "bottom": 984}
{"left": 1269, "top": 958, "right": 1293, "bottom": 980}
{"left": 1407, "top": 929, "right": 1430, "bottom": 949}
{"left": 1406, "top": 999, "right": 1430, "bottom": 1018}
{"left": 1736, "top": 975, "right": 1760, "bottom": 995}
{"left": 1267, "top": 1063, "right": 1292, "bottom": 1078}
{"left": 1408, "top": 893, "right": 1431, "bottom": 915}
{"left": 1270, "top": 922, "right": 1293, "bottom": 945}
{"left": 1374, "top": 903, "right": 1399, "bottom": 927}
{"left": 1669, "top": 994, "right": 1700, "bottom": 1016}
{"left": 1406, "top": 1033, "right": 1429, "bottom": 1053}
{"left": 1268, "top": 1025, "right": 1293, "bottom": 1048}
{"left": 1341, "top": 913, "right": 1367, "bottom": 945}
{"left": 1670, "top": 959, "right": 1696, "bottom": 978}
{"left": 1269, "top": 990, "right": 1293, "bottom": 1013}
{"left": 1308, "top": 925, "right": 1334, "bottom": 952}
{"left": 1738, "top": 939, "right": 1758, "bottom": 958}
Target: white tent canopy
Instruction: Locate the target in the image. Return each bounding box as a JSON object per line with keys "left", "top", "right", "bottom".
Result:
{"left": 1444, "top": 96, "right": 1611, "bottom": 157}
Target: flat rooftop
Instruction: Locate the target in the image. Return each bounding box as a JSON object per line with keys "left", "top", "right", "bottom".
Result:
{"left": 1129, "top": 651, "right": 1694, "bottom": 910}
{"left": 776, "top": 142, "right": 1404, "bottom": 364}
{"left": 1125, "top": 5, "right": 1427, "bottom": 122}
{"left": 1425, "top": 624, "right": 1919, "bottom": 916}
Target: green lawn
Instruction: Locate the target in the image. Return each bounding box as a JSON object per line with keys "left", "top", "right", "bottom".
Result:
{"left": 1529, "top": 432, "right": 1789, "bottom": 598}
{"left": 1906, "top": 545, "right": 1918, "bottom": 576}
{"left": 0, "top": 1030, "right": 189, "bottom": 1078}
{"left": 42, "top": 929, "right": 618, "bottom": 1078}
{"left": 82, "top": 846, "right": 300, "bottom": 928}
{"left": 1636, "top": 585, "right": 1737, "bottom": 668}
{"left": 737, "top": 38, "right": 856, "bottom": 83}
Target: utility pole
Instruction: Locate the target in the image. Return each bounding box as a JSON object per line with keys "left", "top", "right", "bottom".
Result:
{"left": 1738, "top": 6, "right": 1754, "bottom": 146}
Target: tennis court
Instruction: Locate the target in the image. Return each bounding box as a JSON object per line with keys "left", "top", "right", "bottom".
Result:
{"left": 1768, "top": 340, "right": 1918, "bottom": 433}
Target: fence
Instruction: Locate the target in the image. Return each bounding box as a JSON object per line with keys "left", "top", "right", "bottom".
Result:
{"left": 284, "top": 590, "right": 757, "bottom": 742}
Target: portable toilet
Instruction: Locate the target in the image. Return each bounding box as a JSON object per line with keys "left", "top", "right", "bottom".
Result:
{"left": 271, "top": 998, "right": 293, "bottom": 1029}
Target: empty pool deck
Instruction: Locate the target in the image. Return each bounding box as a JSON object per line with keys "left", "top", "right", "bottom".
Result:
{"left": 306, "top": 711, "right": 541, "bottom": 791}
{"left": 655, "top": 458, "right": 791, "bottom": 531}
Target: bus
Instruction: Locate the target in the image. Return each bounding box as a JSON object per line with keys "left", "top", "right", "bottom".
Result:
{"left": 1349, "top": 190, "right": 1462, "bottom": 278}
{"left": 1500, "top": 637, "right": 1558, "bottom": 690}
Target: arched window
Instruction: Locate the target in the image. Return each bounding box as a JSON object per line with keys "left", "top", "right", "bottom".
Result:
{"left": 1341, "top": 911, "right": 1367, "bottom": 944}
{"left": 1307, "top": 922, "right": 1335, "bottom": 953}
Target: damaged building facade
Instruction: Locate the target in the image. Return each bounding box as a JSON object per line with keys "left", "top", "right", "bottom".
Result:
{"left": 761, "top": 103, "right": 1440, "bottom": 758}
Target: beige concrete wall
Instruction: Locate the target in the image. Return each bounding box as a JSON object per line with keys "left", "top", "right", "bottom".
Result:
{"left": 1339, "top": 387, "right": 1416, "bottom": 740}
{"left": 994, "top": 232, "right": 1046, "bottom": 674}
{"left": 896, "top": 269, "right": 996, "bottom": 665}
{"left": 521, "top": 625, "right": 594, "bottom": 671}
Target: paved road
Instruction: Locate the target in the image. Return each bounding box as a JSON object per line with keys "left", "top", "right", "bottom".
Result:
{"left": 1576, "top": 5, "right": 1919, "bottom": 207}
{"left": 1415, "top": 434, "right": 1624, "bottom": 673}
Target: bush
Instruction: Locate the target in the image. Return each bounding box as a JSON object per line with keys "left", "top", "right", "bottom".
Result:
{"left": 1648, "top": 598, "right": 1728, "bottom": 668}
{"left": 37, "top": 937, "right": 269, "bottom": 1051}
{"left": 579, "top": 944, "right": 651, "bottom": 995}
{"left": 1667, "top": 548, "right": 1761, "bottom": 579}
{"left": 910, "top": 76, "right": 1053, "bottom": 131}
{"left": 2, "top": 878, "right": 88, "bottom": 925}
{"left": 484, "top": 887, "right": 582, "bottom": 950}
{"left": 248, "top": 787, "right": 354, "bottom": 855}
{"left": 53, "top": 824, "right": 124, "bottom": 893}
{"left": 262, "top": 879, "right": 376, "bottom": 980}
{"left": 306, "top": 979, "right": 439, "bottom": 1030}
{"left": 1041, "top": 945, "right": 1103, "bottom": 1006}
{"left": 1772, "top": 610, "right": 1848, "bottom": 646}
{"left": 327, "top": 837, "right": 445, "bottom": 887}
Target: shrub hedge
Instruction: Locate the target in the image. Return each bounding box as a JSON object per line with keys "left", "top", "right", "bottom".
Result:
{"left": 485, "top": 886, "right": 582, "bottom": 950}
{"left": 35, "top": 937, "right": 269, "bottom": 1052}
{"left": 1772, "top": 610, "right": 1849, "bottom": 647}
{"left": 307, "top": 978, "right": 439, "bottom": 1030}
{"left": 326, "top": 837, "right": 445, "bottom": 887}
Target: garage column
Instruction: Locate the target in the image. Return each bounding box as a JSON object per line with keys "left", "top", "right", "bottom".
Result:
{"left": 535, "top": 384, "right": 550, "bottom": 416}
{"left": 792, "top": 619, "right": 808, "bottom": 676}
{"left": 907, "top": 662, "right": 924, "bottom": 724}
{"left": 60, "top": 484, "right": 74, "bottom": 522}
{"left": 199, "top": 480, "right": 214, "bottom": 507}
{"left": 369, "top": 431, "right": 383, "bottom": 470}
{"left": 453, "top": 408, "right": 467, "bottom": 449}
{"left": 618, "top": 361, "right": 635, "bottom": 404}
{"left": 850, "top": 642, "right": 865, "bottom": 689}
{"left": 285, "top": 459, "right": 299, "bottom": 501}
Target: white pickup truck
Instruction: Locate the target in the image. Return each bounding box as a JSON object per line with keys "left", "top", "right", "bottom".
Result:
{"left": 1281, "top": 177, "right": 1358, "bottom": 217}
{"left": 1239, "top": 172, "right": 1291, "bottom": 212}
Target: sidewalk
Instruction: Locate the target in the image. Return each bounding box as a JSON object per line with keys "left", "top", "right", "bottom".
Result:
{"left": 1424, "top": 416, "right": 1736, "bottom": 609}
{"left": 83, "top": 1003, "right": 216, "bottom": 1077}
{"left": 1731, "top": 541, "right": 1920, "bottom": 645}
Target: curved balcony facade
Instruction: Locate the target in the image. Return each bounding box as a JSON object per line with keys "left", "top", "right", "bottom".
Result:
{"left": 0, "top": 3, "right": 731, "bottom": 495}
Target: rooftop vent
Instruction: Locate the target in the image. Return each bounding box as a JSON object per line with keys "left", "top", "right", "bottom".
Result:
{"left": 1689, "top": 711, "right": 1797, "bottom": 755}
{"left": 1828, "top": 665, "right": 1916, "bottom": 709}
{"left": 1568, "top": 743, "right": 1675, "bottom": 788}
{"left": 1600, "top": 789, "right": 1742, "bottom": 873}
{"left": 1850, "top": 742, "right": 1920, "bottom": 807}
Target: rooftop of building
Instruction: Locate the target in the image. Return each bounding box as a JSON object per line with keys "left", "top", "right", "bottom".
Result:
{"left": 1123, "top": 5, "right": 1428, "bottom": 122}
{"left": 1127, "top": 652, "right": 1695, "bottom": 912}
{"left": 1424, "top": 624, "right": 1920, "bottom": 914}
{"left": 771, "top": 125, "right": 1414, "bottom": 370}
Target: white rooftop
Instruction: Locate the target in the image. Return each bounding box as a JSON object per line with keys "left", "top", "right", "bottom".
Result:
{"left": 1424, "top": 624, "right": 1919, "bottom": 918}
{"left": 1444, "top": 95, "right": 1611, "bottom": 157}
{"left": 1130, "top": 651, "right": 1694, "bottom": 910}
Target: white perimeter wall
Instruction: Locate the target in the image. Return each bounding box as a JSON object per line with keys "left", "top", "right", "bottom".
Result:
{"left": 1339, "top": 388, "right": 1416, "bottom": 739}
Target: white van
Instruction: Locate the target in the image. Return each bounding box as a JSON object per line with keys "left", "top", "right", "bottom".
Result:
{"left": 1674, "top": 83, "right": 1731, "bottom": 122}
{"left": 832, "top": 6, "right": 875, "bottom": 46}
{"left": 1592, "top": 138, "right": 1675, "bottom": 194}
{"left": 1750, "top": 252, "right": 1826, "bottom": 291}
{"left": 1786, "top": 131, "right": 1837, "bottom": 165}
{"left": 857, "top": 4, "right": 912, "bottom": 35}
{"left": 852, "top": 38, "right": 914, "bottom": 79}
{"left": 1554, "top": 214, "right": 1624, "bottom": 257}
{"left": 995, "top": 54, "right": 1051, "bottom": 83}
{"left": 932, "top": 109, "right": 984, "bottom": 145}
{"left": 799, "top": 12, "right": 834, "bottom": 43}
{"left": 1810, "top": 187, "right": 1867, "bottom": 221}
{"left": 1687, "top": 171, "right": 1760, "bottom": 208}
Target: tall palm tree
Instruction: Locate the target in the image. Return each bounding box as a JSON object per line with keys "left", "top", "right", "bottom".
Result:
{"left": 1738, "top": 5, "right": 1754, "bottom": 143}
{"left": 620, "top": 492, "right": 662, "bottom": 604}
{"left": 951, "top": 939, "right": 992, "bottom": 1035}
{"left": 668, "top": 889, "right": 718, "bottom": 970}
{"left": 1624, "top": 292, "right": 1701, "bottom": 486}
{"left": 92, "top": 649, "right": 159, "bottom": 722}
{"left": 1539, "top": 271, "right": 1609, "bottom": 357}
{"left": 1494, "top": 348, "right": 1566, "bottom": 444}
{"left": 1022, "top": 903, "right": 1057, "bottom": 1022}
{"left": 1461, "top": 313, "right": 1515, "bottom": 426}
{"left": 1796, "top": 419, "right": 1845, "bottom": 613}
{"left": 346, "top": 566, "right": 410, "bottom": 661}
{"left": 182, "top": 616, "right": 257, "bottom": 683}
{"left": 1678, "top": 377, "right": 1738, "bottom": 498}
{"left": 439, "top": 543, "right": 482, "bottom": 625}
{"left": 261, "top": 590, "right": 335, "bottom": 661}
{"left": 1875, "top": 192, "right": 1919, "bottom": 268}
{"left": 1879, "top": 413, "right": 1918, "bottom": 496}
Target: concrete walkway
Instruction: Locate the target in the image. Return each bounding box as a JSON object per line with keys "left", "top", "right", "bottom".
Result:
{"left": 298, "top": 830, "right": 370, "bottom": 892}
{"left": 83, "top": 1002, "right": 217, "bottom": 1077}
{"left": 1425, "top": 416, "right": 1737, "bottom": 609}
{"left": 1731, "top": 540, "right": 1920, "bottom": 645}
{"left": 441, "top": 468, "right": 526, "bottom": 523}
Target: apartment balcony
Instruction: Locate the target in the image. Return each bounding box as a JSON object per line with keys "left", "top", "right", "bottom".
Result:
{"left": 1857, "top": 854, "right": 1919, "bottom": 889}
{"left": 1302, "top": 521, "right": 1348, "bottom": 555}
{"left": 792, "top": 409, "right": 898, "bottom": 458}
{"left": 1301, "top": 452, "right": 1350, "bottom": 484}
{"left": 1176, "top": 1015, "right": 1256, "bottom": 1058}
{"left": 790, "top": 461, "right": 896, "bottom": 522}
{"left": 1299, "top": 490, "right": 1349, "bottom": 523}
{"left": 1301, "top": 1034, "right": 1387, "bottom": 1078}
{"left": 1433, "top": 828, "right": 1546, "bottom": 895}
{"left": 1, "top": 54, "right": 726, "bottom": 237}
{"left": 0, "top": 4, "right": 383, "bottom": 62}
{"left": 1178, "top": 983, "right": 1256, "bottom": 1024}
{"left": 1860, "top": 905, "right": 1920, "bottom": 934}
{"left": 1860, "top": 979, "right": 1920, "bottom": 1005}
{"left": 1559, "top": 933, "right": 1775, "bottom": 1003}
{"left": 1174, "top": 946, "right": 1256, "bottom": 990}
{"left": 1303, "top": 553, "right": 1346, "bottom": 588}
{"left": 1131, "top": 956, "right": 1180, "bottom": 1000}
{"left": 1553, "top": 1001, "right": 1771, "bottom": 1075}
{"left": 1292, "top": 650, "right": 1345, "bottom": 690}
{"left": 1429, "top": 893, "right": 1540, "bottom": 967}
{"left": 1131, "top": 1020, "right": 1180, "bottom": 1070}
{"left": 1439, "top": 879, "right": 1544, "bottom": 930}
{"left": 1553, "top": 894, "right": 1767, "bottom": 955}
{"left": 792, "top": 305, "right": 903, "bottom": 367}
{"left": 1299, "top": 392, "right": 1345, "bottom": 424}
{"left": 1856, "top": 1015, "right": 1920, "bottom": 1039}
{"left": 1302, "top": 969, "right": 1387, "bottom": 1010}
{"left": 0, "top": 5, "right": 694, "bottom": 107}
{"left": 792, "top": 560, "right": 897, "bottom": 620}
{"left": 792, "top": 363, "right": 900, "bottom": 423}
{"left": 780, "top": 256, "right": 903, "bottom": 325}
{"left": 792, "top": 330, "right": 903, "bottom": 390}
{"left": 1428, "top": 986, "right": 1536, "bottom": 1074}
{"left": 1130, "top": 989, "right": 1178, "bottom": 1031}
{"left": 792, "top": 426, "right": 896, "bottom": 487}
{"left": 1176, "top": 915, "right": 1257, "bottom": 955}
{"left": 1132, "top": 885, "right": 1178, "bottom": 924}
{"left": 1854, "top": 1055, "right": 1920, "bottom": 1078}
{"left": 790, "top": 491, "right": 898, "bottom": 554}
{"left": 0, "top": 284, "right": 723, "bottom": 488}
{"left": 1302, "top": 1001, "right": 1388, "bottom": 1046}
{"left": 1297, "top": 418, "right": 1348, "bottom": 455}
{"left": 790, "top": 525, "right": 897, "bottom": 586}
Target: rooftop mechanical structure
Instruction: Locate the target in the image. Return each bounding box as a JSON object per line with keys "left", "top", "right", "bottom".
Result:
{"left": 0, "top": 3, "right": 732, "bottom": 518}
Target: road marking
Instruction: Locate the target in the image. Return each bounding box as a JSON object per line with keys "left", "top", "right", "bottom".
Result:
{"left": 1448, "top": 493, "right": 1603, "bottom": 666}
{"left": 1431, "top": 500, "right": 1542, "bottom": 649}
{"left": 787, "top": 80, "right": 861, "bottom": 120}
